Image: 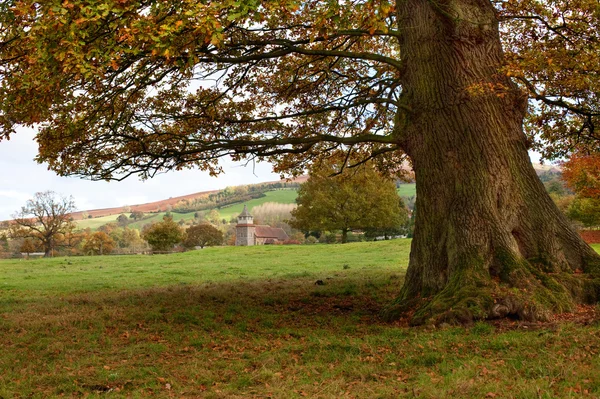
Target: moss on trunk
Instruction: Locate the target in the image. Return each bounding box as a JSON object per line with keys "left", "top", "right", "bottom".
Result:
{"left": 384, "top": 0, "right": 600, "bottom": 325}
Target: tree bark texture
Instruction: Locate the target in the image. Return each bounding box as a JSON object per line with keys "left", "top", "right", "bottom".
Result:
{"left": 386, "top": 0, "right": 600, "bottom": 324}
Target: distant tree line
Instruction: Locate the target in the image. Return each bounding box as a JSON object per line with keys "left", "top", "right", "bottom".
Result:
{"left": 170, "top": 181, "right": 300, "bottom": 214}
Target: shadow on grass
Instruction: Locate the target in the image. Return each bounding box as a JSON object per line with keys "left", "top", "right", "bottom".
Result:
{"left": 2, "top": 272, "right": 600, "bottom": 398}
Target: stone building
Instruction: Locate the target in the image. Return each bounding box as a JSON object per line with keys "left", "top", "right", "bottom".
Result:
{"left": 235, "top": 205, "right": 289, "bottom": 246}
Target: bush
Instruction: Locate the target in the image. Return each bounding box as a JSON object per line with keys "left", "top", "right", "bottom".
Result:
{"left": 325, "top": 233, "right": 338, "bottom": 244}
{"left": 305, "top": 236, "right": 318, "bottom": 244}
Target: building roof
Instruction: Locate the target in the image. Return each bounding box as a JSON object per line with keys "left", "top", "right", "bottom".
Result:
{"left": 254, "top": 225, "right": 289, "bottom": 241}
{"left": 238, "top": 204, "right": 252, "bottom": 217}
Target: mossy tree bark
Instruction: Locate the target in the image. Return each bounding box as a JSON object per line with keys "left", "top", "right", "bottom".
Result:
{"left": 385, "top": 0, "right": 600, "bottom": 324}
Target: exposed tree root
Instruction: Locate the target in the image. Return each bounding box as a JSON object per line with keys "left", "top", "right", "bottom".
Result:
{"left": 383, "top": 252, "right": 600, "bottom": 326}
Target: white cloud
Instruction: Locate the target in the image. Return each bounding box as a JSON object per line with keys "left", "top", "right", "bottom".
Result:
{"left": 0, "top": 128, "right": 280, "bottom": 220}
{"left": 0, "top": 190, "right": 31, "bottom": 202}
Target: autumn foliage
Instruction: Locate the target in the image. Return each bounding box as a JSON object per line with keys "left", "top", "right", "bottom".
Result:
{"left": 562, "top": 154, "right": 600, "bottom": 199}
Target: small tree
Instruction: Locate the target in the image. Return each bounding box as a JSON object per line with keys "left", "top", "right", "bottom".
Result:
{"left": 290, "top": 163, "right": 408, "bottom": 243}
{"left": 120, "top": 227, "right": 145, "bottom": 253}
{"left": 183, "top": 224, "right": 224, "bottom": 249}
{"left": 83, "top": 232, "right": 115, "bottom": 255}
{"left": 0, "top": 233, "right": 8, "bottom": 253}
{"left": 98, "top": 222, "right": 118, "bottom": 235}
{"left": 142, "top": 216, "right": 185, "bottom": 253}
{"left": 11, "top": 191, "right": 76, "bottom": 257}
{"left": 116, "top": 213, "right": 129, "bottom": 227}
{"left": 130, "top": 210, "right": 145, "bottom": 220}
{"left": 20, "top": 238, "right": 37, "bottom": 257}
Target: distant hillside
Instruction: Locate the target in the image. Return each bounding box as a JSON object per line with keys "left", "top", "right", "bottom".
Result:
{"left": 75, "top": 189, "right": 300, "bottom": 230}
{"left": 70, "top": 175, "right": 308, "bottom": 221}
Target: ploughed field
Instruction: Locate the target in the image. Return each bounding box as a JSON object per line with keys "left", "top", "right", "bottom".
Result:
{"left": 1, "top": 240, "right": 599, "bottom": 398}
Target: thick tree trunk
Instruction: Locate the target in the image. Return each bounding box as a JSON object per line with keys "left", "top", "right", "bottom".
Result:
{"left": 43, "top": 238, "right": 53, "bottom": 258}
{"left": 341, "top": 228, "right": 349, "bottom": 244}
{"left": 385, "top": 0, "right": 600, "bottom": 324}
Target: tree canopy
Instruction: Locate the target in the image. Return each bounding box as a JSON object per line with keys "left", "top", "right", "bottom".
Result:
{"left": 290, "top": 162, "right": 407, "bottom": 243}
{"left": 183, "top": 223, "right": 224, "bottom": 249}
{"left": 561, "top": 154, "right": 600, "bottom": 228}
{"left": 562, "top": 154, "right": 600, "bottom": 199}
{"left": 83, "top": 231, "right": 116, "bottom": 255}
{"left": 142, "top": 215, "right": 185, "bottom": 252}
{"left": 0, "top": 0, "right": 597, "bottom": 179}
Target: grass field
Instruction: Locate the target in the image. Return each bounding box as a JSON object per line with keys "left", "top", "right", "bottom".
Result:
{"left": 397, "top": 183, "right": 416, "bottom": 197}
{"left": 216, "top": 189, "right": 298, "bottom": 221}
{"left": 1, "top": 241, "right": 599, "bottom": 398}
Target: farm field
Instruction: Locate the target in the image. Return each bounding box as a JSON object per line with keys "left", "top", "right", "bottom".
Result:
{"left": 1, "top": 241, "right": 599, "bottom": 398}
{"left": 216, "top": 189, "right": 298, "bottom": 221}
{"left": 76, "top": 189, "right": 299, "bottom": 230}
{"left": 75, "top": 213, "right": 133, "bottom": 230}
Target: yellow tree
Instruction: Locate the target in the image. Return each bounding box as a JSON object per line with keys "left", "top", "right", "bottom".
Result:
{"left": 1, "top": 0, "right": 600, "bottom": 324}
{"left": 19, "top": 238, "right": 37, "bottom": 258}
{"left": 83, "top": 231, "right": 116, "bottom": 256}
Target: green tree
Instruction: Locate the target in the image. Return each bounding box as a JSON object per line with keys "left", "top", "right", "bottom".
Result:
{"left": 364, "top": 200, "right": 410, "bottom": 240}
{"left": 0, "top": 233, "right": 8, "bottom": 254}
{"left": 116, "top": 214, "right": 129, "bottom": 227}
{"left": 183, "top": 224, "right": 224, "bottom": 249}
{"left": 567, "top": 198, "right": 600, "bottom": 228}
{"left": 130, "top": 210, "right": 145, "bottom": 221}
{"left": 2, "top": 0, "right": 600, "bottom": 324}
{"left": 10, "top": 191, "right": 76, "bottom": 257}
{"left": 142, "top": 216, "right": 185, "bottom": 253}
{"left": 290, "top": 163, "right": 407, "bottom": 243}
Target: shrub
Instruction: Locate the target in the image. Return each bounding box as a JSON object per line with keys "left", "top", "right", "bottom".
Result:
{"left": 305, "top": 236, "right": 318, "bottom": 244}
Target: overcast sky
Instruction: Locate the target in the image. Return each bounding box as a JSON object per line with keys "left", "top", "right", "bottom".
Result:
{"left": 0, "top": 127, "right": 280, "bottom": 220}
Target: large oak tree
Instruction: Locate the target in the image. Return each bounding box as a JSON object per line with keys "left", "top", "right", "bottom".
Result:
{"left": 11, "top": 191, "right": 77, "bottom": 257}
{"left": 1, "top": 0, "right": 600, "bottom": 324}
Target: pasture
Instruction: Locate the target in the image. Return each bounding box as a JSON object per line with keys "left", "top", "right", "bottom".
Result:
{"left": 1, "top": 240, "right": 599, "bottom": 398}
{"left": 76, "top": 189, "right": 299, "bottom": 231}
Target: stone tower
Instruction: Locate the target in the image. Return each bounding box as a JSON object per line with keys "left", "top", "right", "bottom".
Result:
{"left": 235, "top": 205, "right": 255, "bottom": 246}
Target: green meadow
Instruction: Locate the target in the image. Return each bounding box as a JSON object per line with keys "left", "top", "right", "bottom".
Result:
{"left": 397, "top": 183, "right": 416, "bottom": 197}
{"left": 1, "top": 241, "right": 599, "bottom": 398}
